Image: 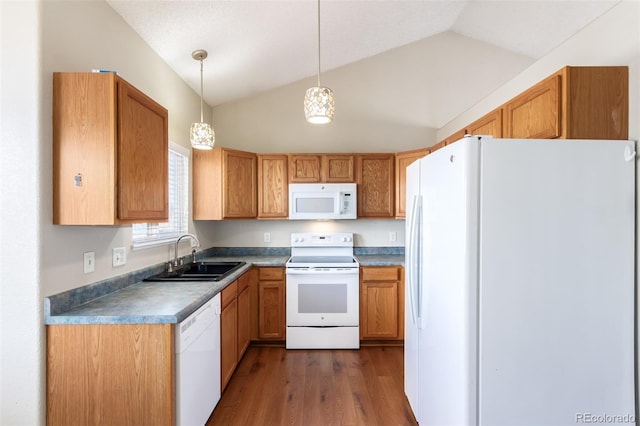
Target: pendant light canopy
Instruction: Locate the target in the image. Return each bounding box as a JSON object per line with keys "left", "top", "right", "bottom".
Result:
{"left": 304, "top": 0, "right": 334, "bottom": 124}
{"left": 190, "top": 49, "right": 215, "bottom": 150}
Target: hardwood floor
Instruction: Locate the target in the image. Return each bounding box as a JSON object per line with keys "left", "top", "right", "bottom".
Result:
{"left": 207, "top": 346, "right": 417, "bottom": 426}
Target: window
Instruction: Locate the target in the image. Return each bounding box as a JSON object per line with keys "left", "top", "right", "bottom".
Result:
{"left": 132, "top": 142, "right": 189, "bottom": 249}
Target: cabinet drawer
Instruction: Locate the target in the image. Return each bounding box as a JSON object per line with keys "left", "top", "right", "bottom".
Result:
{"left": 361, "top": 267, "right": 400, "bottom": 281}
{"left": 258, "top": 267, "right": 285, "bottom": 281}
{"left": 221, "top": 280, "right": 238, "bottom": 310}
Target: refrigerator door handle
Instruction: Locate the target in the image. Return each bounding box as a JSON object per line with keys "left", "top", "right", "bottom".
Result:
{"left": 415, "top": 196, "right": 423, "bottom": 329}
{"left": 408, "top": 194, "right": 421, "bottom": 327}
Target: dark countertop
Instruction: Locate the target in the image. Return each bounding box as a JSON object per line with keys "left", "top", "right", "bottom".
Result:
{"left": 356, "top": 254, "right": 404, "bottom": 266}
{"left": 44, "top": 253, "right": 404, "bottom": 326}
{"left": 45, "top": 256, "right": 288, "bottom": 326}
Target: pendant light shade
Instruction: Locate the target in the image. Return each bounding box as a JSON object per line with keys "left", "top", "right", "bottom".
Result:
{"left": 304, "top": 86, "right": 334, "bottom": 124}
{"left": 304, "top": 0, "right": 334, "bottom": 124}
{"left": 190, "top": 49, "right": 215, "bottom": 150}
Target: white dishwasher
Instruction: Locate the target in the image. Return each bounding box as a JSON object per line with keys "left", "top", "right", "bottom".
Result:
{"left": 175, "top": 293, "right": 221, "bottom": 426}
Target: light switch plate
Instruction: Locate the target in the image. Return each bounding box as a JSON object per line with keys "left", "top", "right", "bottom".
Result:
{"left": 83, "top": 251, "right": 95, "bottom": 274}
{"left": 112, "top": 247, "right": 126, "bottom": 267}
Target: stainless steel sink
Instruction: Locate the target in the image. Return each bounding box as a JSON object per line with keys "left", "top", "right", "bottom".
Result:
{"left": 145, "top": 261, "right": 246, "bottom": 282}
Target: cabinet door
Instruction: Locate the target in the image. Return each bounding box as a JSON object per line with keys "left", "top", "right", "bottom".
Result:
{"left": 117, "top": 79, "right": 169, "bottom": 222}
{"left": 46, "top": 324, "right": 174, "bottom": 426}
{"left": 356, "top": 154, "right": 395, "bottom": 218}
{"left": 223, "top": 150, "right": 257, "bottom": 218}
{"left": 53, "top": 72, "right": 117, "bottom": 225}
{"left": 289, "top": 155, "right": 321, "bottom": 182}
{"left": 360, "top": 282, "right": 400, "bottom": 339}
{"left": 465, "top": 108, "right": 502, "bottom": 138}
{"left": 504, "top": 74, "right": 561, "bottom": 139}
{"left": 321, "top": 155, "right": 355, "bottom": 182}
{"left": 563, "top": 66, "right": 628, "bottom": 140}
{"left": 237, "top": 285, "right": 250, "bottom": 361}
{"left": 257, "top": 155, "right": 288, "bottom": 218}
{"left": 360, "top": 267, "right": 404, "bottom": 340}
{"left": 395, "top": 149, "right": 429, "bottom": 218}
{"left": 221, "top": 281, "right": 238, "bottom": 391}
{"left": 258, "top": 279, "right": 285, "bottom": 339}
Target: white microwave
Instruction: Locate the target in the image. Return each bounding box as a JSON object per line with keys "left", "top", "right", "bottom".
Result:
{"left": 289, "top": 183, "right": 357, "bottom": 220}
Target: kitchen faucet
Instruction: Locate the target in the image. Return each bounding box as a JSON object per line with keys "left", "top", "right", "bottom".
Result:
{"left": 171, "top": 233, "right": 200, "bottom": 271}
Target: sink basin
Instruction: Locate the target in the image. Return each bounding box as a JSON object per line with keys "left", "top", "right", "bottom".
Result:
{"left": 145, "top": 261, "right": 246, "bottom": 282}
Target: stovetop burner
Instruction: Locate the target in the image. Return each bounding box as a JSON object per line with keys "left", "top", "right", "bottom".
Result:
{"left": 287, "top": 233, "right": 358, "bottom": 269}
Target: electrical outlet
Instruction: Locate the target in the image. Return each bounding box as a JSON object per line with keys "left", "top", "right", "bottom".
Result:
{"left": 112, "top": 247, "right": 126, "bottom": 267}
{"left": 83, "top": 251, "right": 95, "bottom": 274}
{"left": 389, "top": 231, "right": 397, "bottom": 242}
{"left": 264, "top": 232, "right": 271, "bottom": 243}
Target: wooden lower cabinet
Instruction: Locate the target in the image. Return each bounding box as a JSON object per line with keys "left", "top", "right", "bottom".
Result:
{"left": 46, "top": 323, "right": 174, "bottom": 426}
{"left": 257, "top": 267, "right": 286, "bottom": 340}
{"left": 220, "top": 280, "right": 238, "bottom": 392}
{"left": 237, "top": 269, "right": 255, "bottom": 358}
{"left": 360, "top": 266, "right": 404, "bottom": 341}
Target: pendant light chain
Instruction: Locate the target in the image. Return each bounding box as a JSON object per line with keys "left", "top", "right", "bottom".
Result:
{"left": 199, "top": 58, "right": 205, "bottom": 123}
{"left": 317, "top": 0, "right": 321, "bottom": 87}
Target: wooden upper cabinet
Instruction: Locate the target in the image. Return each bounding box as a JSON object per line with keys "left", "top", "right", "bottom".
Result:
{"left": 193, "top": 147, "right": 257, "bottom": 220}
{"left": 504, "top": 73, "right": 561, "bottom": 139}
{"left": 288, "top": 154, "right": 321, "bottom": 182}
{"left": 504, "top": 66, "right": 628, "bottom": 140}
{"left": 562, "top": 66, "right": 628, "bottom": 139}
{"left": 53, "top": 72, "right": 168, "bottom": 225}
{"left": 321, "top": 154, "right": 355, "bottom": 182}
{"left": 356, "top": 154, "right": 395, "bottom": 218}
{"left": 465, "top": 108, "right": 503, "bottom": 138}
{"left": 257, "top": 155, "right": 288, "bottom": 219}
{"left": 395, "top": 148, "right": 429, "bottom": 218}
{"left": 288, "top": 154, "right": 355, "bottom": 183}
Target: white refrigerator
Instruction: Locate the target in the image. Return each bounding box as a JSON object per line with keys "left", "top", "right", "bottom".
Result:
{"left": 404, "top": 136, "right": 636, "bottom": 425}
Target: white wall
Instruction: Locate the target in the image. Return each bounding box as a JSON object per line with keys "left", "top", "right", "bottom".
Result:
{"left": 0, "top": 2, "right": 43, "bottom": 424}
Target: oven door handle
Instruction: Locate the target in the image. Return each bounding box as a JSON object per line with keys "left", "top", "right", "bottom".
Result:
{"left": 285, "top": 267, "right": 360, "bottom": 275}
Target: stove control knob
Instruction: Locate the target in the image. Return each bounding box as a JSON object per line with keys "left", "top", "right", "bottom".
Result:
{"left": 342, "top": 236, "right": 351, "bottom": 242}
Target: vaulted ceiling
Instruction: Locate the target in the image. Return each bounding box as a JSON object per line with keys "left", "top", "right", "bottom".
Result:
{"left": 107, "top": 0, "right": 620, "bottom": 111}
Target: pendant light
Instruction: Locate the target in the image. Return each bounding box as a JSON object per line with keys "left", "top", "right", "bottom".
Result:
{"left": 190, "top": 49, "right": 215, "bottom": 150}
{"left": 304, "top": 0, "right": 334, "bottom": 124}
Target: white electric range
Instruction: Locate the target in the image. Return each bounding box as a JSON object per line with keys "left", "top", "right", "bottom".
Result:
{"left": 285, "top": 233, "right": 360, "bottom": 349}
